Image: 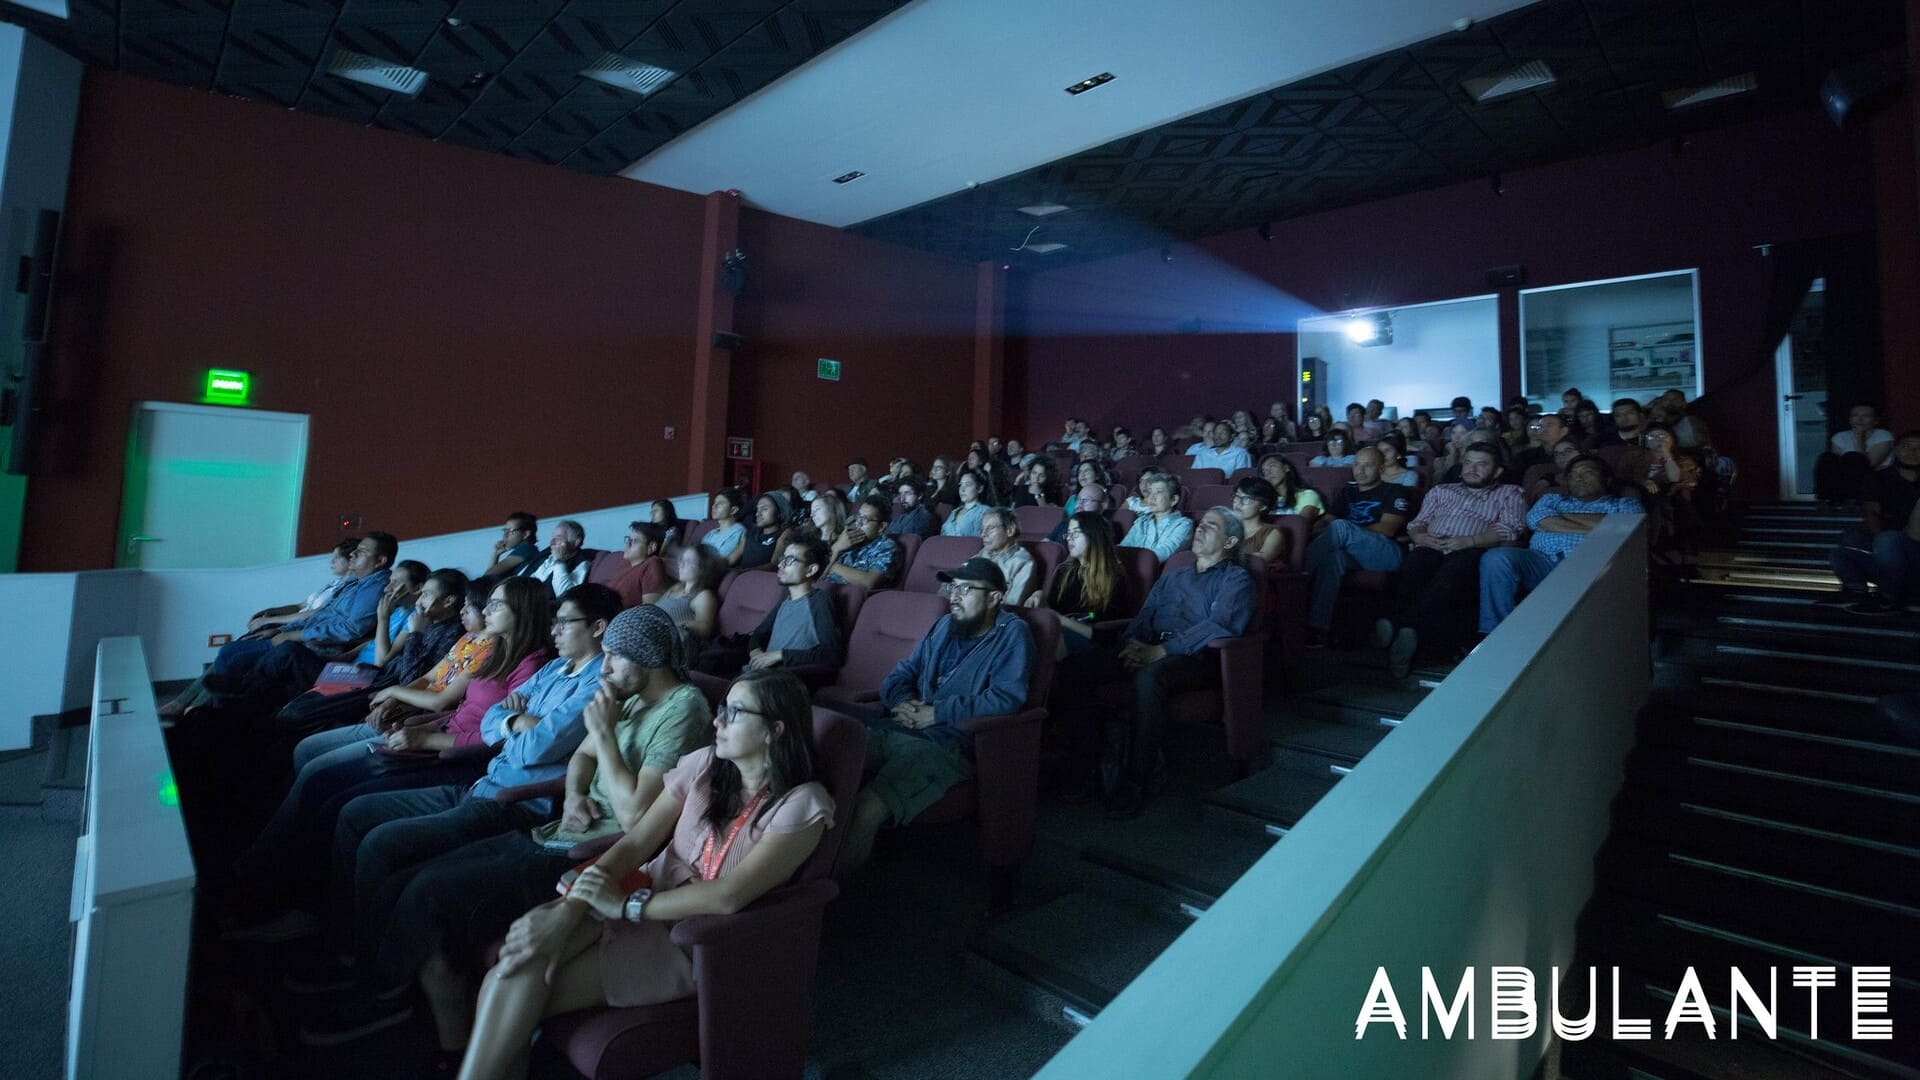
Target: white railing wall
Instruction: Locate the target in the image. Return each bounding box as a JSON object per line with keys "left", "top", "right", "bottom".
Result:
{"left": 0, "top": 493, "right": 708, "bottom": 749}
{"left": 1038, "top": 515, "right": 1649, "bottom": 1079}
{"left": 67, "top": 636, "right": 195, "bottom": 1080}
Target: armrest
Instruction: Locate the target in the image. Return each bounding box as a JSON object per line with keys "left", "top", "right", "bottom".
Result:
{"left": 565, "top": 832, "right": 622, "bottom": 863}
{"left": 815, "top": 685, "right": 879, "bottom": 708}
{"left": 489, "top": 778, "right": 565, "bottom": 805}
{"left": 780, "top": 663, "right": 839, "bottom": 690}
{"left": 954, "top": 706, "right": 1046, "bottom": 737}
{"left": 436, "top": 742, "right": 501, "bottom": 766}
{"left": 1209, "top": 634, "right": 1268, "bottom": 762}
{"left": 401, "top": 709, "right": 453, "bottom": 728}
{"left": 669, "top": 879, "right": 838, "bottom": 948}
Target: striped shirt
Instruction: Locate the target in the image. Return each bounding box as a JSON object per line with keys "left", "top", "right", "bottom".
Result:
{"left": 1407, "top": 482, "right": 1530, "bottom": 542}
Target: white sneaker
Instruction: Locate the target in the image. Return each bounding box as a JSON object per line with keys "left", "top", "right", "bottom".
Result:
{"left": 1371, "top": 618, "right": 1396, "bottom": 650}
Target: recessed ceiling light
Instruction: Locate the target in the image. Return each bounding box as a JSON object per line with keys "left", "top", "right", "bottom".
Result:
{"left": 1017, "top": 203, "right": 1069, "bottom": 217}
{"left": 1065, "top": 72, "right": 1114, "bottom": 96}
{"left": 579, "top": 53, "right": 677, "bottom": 96}
{"left": 1025, "top": 242, "right": 1069, "bottom": 254}
{"left": 327, "top": 49, "right": 429, "bottom": 96}
{"left": 1662, "top": 73, "right": 1758, "bottom": 110}
{"left": 1462, "top": 60, "right": 1555, "bottom": 104}
{"left": 832, "top": 171, "right": 865, "bottom": 184}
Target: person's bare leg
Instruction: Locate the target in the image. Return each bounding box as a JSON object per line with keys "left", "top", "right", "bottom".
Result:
{"left": 420, "top": 948, "right": 475, "bottom": 1052}
{"left": 458, "top": 919, "right": 604, "bottom": 1080}
{"left": 836, "top": 789, "right": 891, "bottom": 878}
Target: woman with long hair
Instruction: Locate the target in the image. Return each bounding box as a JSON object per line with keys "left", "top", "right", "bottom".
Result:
{"left": 940, "top": 468, "right": 993, "bottom": 536}
{"left": 1013, "top": 457, "right": 1059, "bottom": 507}
{"left": 925, "top": 456, "right": 957, "bottom": 508}
{"left": 650, "top": 499, "right": 684, "bottom": 553}
{"left": 1501, "top": 406, "right": 1531, "bottom": 449}
{"left": 1375, "top": 432, "right": 1418, "bottom": 487}
{"left": 1063, "top": 460, "right": 1110, "bottom": 514}
{"left": 456, "top": 670, "right": 830, "bottom": 1080}
{"left": 1147, "top": 427, "right": 1173, "bottom": 457}
{"left": 962, "top": 447, "right": 1007, "bottom": 506}
{"left": 1257, "top": 454, "right": 1324, "bottom": 526}
{"left": 1028, "top": 512, "right": 1127, "bottom": 658}
{"left": 654, "top": 546, "right": 723, "bottom": 656}
{"left": 779, "top": 490, "right": 846, "bottom": 554}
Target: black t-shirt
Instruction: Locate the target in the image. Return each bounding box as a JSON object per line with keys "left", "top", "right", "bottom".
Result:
{"left": 1868, "top": 468, "right": 1920, "bottom": 532}
{"left": 737, "top": 528, "right": 780, "bottom": 569}
{"left": 1330, "top": 483, "right": 1417, "bottom": 528}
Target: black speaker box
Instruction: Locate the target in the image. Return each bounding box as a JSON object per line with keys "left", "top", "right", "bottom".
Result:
{"left": 1486, "top": 264, "right": 1526, "bottom": 288}
{"left": 1822, "top": 54, "right": 1906, "bottom": 128}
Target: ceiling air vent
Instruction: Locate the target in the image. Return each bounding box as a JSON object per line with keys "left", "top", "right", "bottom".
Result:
{"left": 327, "top": 49, "right": 429, "bottom": 96}
{"left": 1025, "top": 242, "right": 1068, "bottom": 254}
{"left": 1662, "top": 73, "right": 1758, "bottom": 110}
{"left": 1017, "top": 203, "right": 1069, "bottom": 217}
{"left": 580, "top": 53, "right": 678, "bottom": 97}
{"left": 1462, "top": 60, "right": 1556, "bottom": 104}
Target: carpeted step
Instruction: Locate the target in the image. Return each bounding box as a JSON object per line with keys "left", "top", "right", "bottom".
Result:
{"left": 1202, "top": 761, "right": 1340, "bottom": 834}
{"left": 1654, "top": 608, "right": 1920, "bottom": 658}
{"left": 969, "top": 887, "right": 1189, "bottom": 1016}
{"left": 1646, "top": 683, "right": 1882, "bottom": 738}
{"left": 1079, "top": 800, "right": 1280, "bottom": 903}
{"left": 1659, "top": 646, "right": 1920, "bottom": 697}
{"left": 1609, "top": 790, "right": 1920, "bottom": 907}
{"left": 1634, "top": 714, "right": 1920, "bottom": 794}
{"left": 1276, "top": 696, "right": 1412, "bottom": 730}
{"left": 1592, "top": 838, "right": 1920, "bottom": 972}
{"left": 1622, "top": 748, "right": 1919, "bottom": 845}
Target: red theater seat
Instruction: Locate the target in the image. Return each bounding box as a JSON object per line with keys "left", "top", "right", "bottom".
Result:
{"left": 813, "top": 590, "right": 950, "bottom": 710}
{"left": 901, "top": 535, "right": 978, "bottom": 595}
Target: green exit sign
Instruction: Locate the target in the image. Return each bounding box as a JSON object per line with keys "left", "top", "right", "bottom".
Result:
{"left": 816, "top": 358, "right": 842, "bottom": 382}
{"left": 203, "top": 368, "right": 252, "bottom": 406}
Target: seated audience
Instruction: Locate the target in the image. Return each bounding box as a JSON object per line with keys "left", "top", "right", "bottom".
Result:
{"left": 1480, "top": 456, "right": 1645, "bottom": 633}
{"left": 1475, "top": 406, "right": 1503, "bottom": 433}
{"left": 1004, "top": 438, "right": 1030, "bottom": 469}
{"left": 525, "top": 520, "right": 592, "bottom": 595}
{"left": 1012, "top": 458, "right": 1060, "bottom": 508}
{"left": 825, "top": 495, "right": 902, "bottom": 589}
{"left": 1110, "top": 426, "right": 1141, "bottom": 459}
{"left": 887, "top": 477, "right": 939, "bottom": 538}
{"left": 481, "top": 513, "right": 542, "bottom": 580}
{"left": 1260, "top": 455, "right": 1325, "bottom": 527}
{"left": 1596, "top": 397, "right": 1646, "bottom": 448}
{"left": 978, "top": 508, "right": 1037, "bottom": 605}
{"left": 1059, "top": 508, "right": 1253, "bottom": 818}
{"left": 650, "top": 499, "right": 684, "bottom": 552}
{"left": 456, "top": 670, "right": 830, "bottom": 1078}
{"left": 1569, "top": 399, "right": 1607, "bottom": 449}
{"left": 925, "top": 457, "right": 957, "bottom": 507}
{"left": 1230, "top": 477, "right": 1287, "bottom": 564}
{"left": 1815, "top": 403, "right": 1896, "bottom": 507}
{"left": 1309, "top": 432, "right": 1355, "bottom": 467}
{"left": 736, "top": 491, "right": 790, "bottom": 570}
{"left": 1375, "top": 432, "right": 1418, "bottom": 487}
{"left": 698, "top": 488, "right": 747, "bottom": 566}
{"left": 791, "top": 472, "right": 816, "bottom": 504}
{"left": 302, "top": 605, "right": 712, "bottom": 1049}
{"left": 700, "top": 539, "right": 844, "bottom": 677}
{"left": 940, "top": 469, "right": 993, "bottom": 536}
{"left": 1148, "top": 427, "right": 1173, "bottom": 457}
{"left": 1827, "top": 431, "right": 1920, "bottom": 614}
{"left": 1191, "top": 421, "right": 1252, "bottom": 474}
{"left": 605, "top": 522, "right": 669, "bottom": 607}
{"left": 839, "top": 558, "right": 1035, "bottom": 873}
{"left": 1120, "top": 472, "right": 1194, "bottom": 561}
{"left": 1063, "top": 461, "right": 1109, "bottom": 514}
{"left": 1304, "top": 449, "right": 1416, "bottom": 648}
{"left": 1442, "top": 429, "right": 1510, "bottom": 484}
{"left": 1663, "top": 389, "right": 1711, "bottom": 451}
{"left": 1447, "top": 396, "right": 1475, "bottom": 428}
{"left": 788, "top": 490, "right": 847, "bottom": 551}
{"left": 656, "top": 546, "right": 724, "bottom": 655}
{"left": 1510, "top": 413, "right": 1568, "bottom": 478}
{"left": 1048, "top": 483, "right": 1108, "bottom": 543}
{"left": 1373, "top": 444, "right": 1528, "bottom": 678}
{"left": 304, "top": 585, "right": 621, "bottom": 1014}
{"left": 845, "top": 458, "right": 881, "bottom": 504}
{"left": 1029, "top": 512, "right": 1127, "bottom": 659}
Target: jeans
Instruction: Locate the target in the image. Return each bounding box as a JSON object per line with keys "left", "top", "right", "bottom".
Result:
{"left": 1393, "top": 546, "right": 1487, "bottom": 659}
{"left": 328, "top": 786, "right": 543, "bottom": 968}
{"left": 1305, "top": 519, "right": 1406, "bottom": 629}
{"left": 1055, "top": 646, "right": 1217, "bottom": 785}
{"left": 1833, "top": 527, "right": 1920, "bottom": 602}
{"left": 293, "top": 722, "right": 378, "bottom": 773}
{"left": 209, "top": 635, "right": 276, "bottom": 679}
{"left": 375, "top": 830, "right": 571, "bottom": 986}
{"left": 1478, "top": 548, "right": 1558, "bottom": 632}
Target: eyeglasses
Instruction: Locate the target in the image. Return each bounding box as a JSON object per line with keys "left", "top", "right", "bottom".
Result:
{"left": 715, "top": 702, "right": 765, "bottom": 726}
{"left": 553, "top": 616, "right": 589, "bottom": 627}
{"left": 943, "top": 582, "right": 994, "bottom": 598}
{"left": 483, "top": 599, "right": 507, "bottom": 612}
{"left": 776, "top": 555, "right": 805, "bottom": 566}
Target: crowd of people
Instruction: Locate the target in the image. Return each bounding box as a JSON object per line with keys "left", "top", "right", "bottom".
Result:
{"left": 164, "top": 381, "right": 1885, "bottom": 1077}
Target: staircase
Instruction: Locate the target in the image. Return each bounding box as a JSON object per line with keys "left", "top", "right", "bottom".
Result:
{"left": 966, "top": 651, "right": 1424, "bottom": 1030}
{"left": 1563, "top": 503, "right": 1920, "bottom": 1080}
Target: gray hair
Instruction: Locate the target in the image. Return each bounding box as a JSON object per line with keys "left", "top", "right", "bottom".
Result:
{"left": 558, "top": 519, "right": 585, "bottom": 543}
{"left": 986, "top": 507, "right": 1019, "bottom": 532}
{"left": 1209, "top": 506, "right": 1246, "bottom": 563}
{"left": 1141, "top": 472, "right": 1182, "bottom": 498}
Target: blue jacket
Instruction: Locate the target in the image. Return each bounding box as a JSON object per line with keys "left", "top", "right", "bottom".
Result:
{"left": 288, "top": 568, "right": 391, "bottom": 651}
{"left": 471, "top": 652, "right": 605, "bottom": 809}
{"left": 879, "top": 608, "right": 1034, "bottom": 754}
{"left": 1126, "top": 558, "right": 1254, "bottom": 656}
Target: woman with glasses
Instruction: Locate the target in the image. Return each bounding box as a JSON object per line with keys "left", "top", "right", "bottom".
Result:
{"left": 224, "top": 577, "right": 556, "bottom": 938}
{"left": 457, "top": 669, "right": 830, "bottom": 1079}
{"left": 940, "top": 468, "right": 993, "bottom": 537}
{"left": 655, "top": 547, "right": 724, "bottom": 657}
{"left": 1229, "top": 477, "right": 1287, "bottom": 565}
{"left": 1028, "top": 512, "right": 1126, "bottom": 659}
{"left": 1308, "top": 431, "right": 1355, "bottom": 467}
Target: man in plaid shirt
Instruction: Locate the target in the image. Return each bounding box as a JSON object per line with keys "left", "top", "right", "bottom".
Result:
{"left": 1376, "top": 444, "right": 1529, "bottom": 678}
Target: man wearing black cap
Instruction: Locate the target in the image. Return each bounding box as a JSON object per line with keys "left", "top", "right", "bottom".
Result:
{"left": 837, "top": 557, "right": 1036, "bottom": 875}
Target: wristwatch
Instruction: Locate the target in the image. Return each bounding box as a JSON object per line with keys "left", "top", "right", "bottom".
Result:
{"left": 623, "top": 888, "right": 653, "bottom": 922}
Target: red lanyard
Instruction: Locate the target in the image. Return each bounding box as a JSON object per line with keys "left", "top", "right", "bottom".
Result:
{"left": 696, "top": 788, "right": 768, "bottom": 881}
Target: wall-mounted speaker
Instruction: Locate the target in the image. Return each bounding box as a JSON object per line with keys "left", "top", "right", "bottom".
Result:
{"left": 1822, "top": 53, "right": 1906, "bottom": 128}
{"left": 1485, "top": 264, "right": 1526, "bottom": 288}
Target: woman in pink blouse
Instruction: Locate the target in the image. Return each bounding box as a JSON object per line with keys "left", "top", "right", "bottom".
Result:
{"left": 456, "top": 669, "right": 833, "bottom": 1079}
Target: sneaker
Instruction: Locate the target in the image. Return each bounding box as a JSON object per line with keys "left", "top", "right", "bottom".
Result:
{"left": 220, "top": 909, "right": 319, "bottom": 945}
{"left": 1812, "top": 589, "right": 1868, "bottom": 607}
{"left": 298, "top": 994, "right": 414, "bottom": 1047}
{"left": 1387, "top": 628, "right": 1419, "bottom": 680}
{"left": 1370, "top": 618, "right": 1396, "bottom": 650}
{"left": 1847, "top": 597, "right": 1903, "bottom": 616}
{"left": 283, "top": 954, "right": 357, "bottom": 995}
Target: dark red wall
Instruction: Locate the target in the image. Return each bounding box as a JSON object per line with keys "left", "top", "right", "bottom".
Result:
{"left": 726, "top": 207, "right": 977, "bottom": 489}
{"left": 1017, "top": 108, "right": 1883, "bottom": 498}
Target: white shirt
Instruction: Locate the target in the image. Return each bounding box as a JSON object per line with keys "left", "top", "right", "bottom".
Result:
{"left": 1191, "top": 445, "right": 1252, "bottom": 473}
{"left": 981, "top": 542, "right": 1035, "bottom": 605}
{"left": 1831, "top": 427, "right": 1894, "bottom": 469}
{"left": 529, "top": 552, "right": 590, "bottom": 594}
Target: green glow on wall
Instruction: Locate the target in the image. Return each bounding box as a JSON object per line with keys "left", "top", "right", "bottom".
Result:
{"left": 202, "top": 368, "right": 252, "bottom": 406}
{"left": 154, "top": 770, "right": 179, "bottom": 807}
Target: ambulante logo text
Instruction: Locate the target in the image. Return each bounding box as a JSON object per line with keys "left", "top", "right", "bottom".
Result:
{"left": 1355, "top": 966, "right": 1893, "bottom": 1041}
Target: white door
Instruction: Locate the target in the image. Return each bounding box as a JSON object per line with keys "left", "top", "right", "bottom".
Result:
{"left": 116, "top": 402, "right": 308, "bottom": 569}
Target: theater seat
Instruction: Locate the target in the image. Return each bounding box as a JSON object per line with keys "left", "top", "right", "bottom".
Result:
{"left": 1092, "top": 545, "right": 1165, "bottom": 635}
{"left": 889, "top": 532, "right": 924, "bottom": 584}
{"left": 911, "top": 606, "right": 1060, "bottom": 910}
{"left": 586, "top": 550, "right": 627, "bottom": 589}
{"left": 813, "top": 590, "right": 950, "bottom": 710}
{"left": 1110, "top": 507, "right": 1138, "bottom": 536}
{"left": 688, "top": 571, "right": 789, "bottom": 705}
{"left": 901, "top": 535, "right": 978, "bottom": 594}
{"left": 1189, "top": 484, "right": 1235, "bottom": 511}
{"left": 1301, "top": 466, "right": 1351, "bottom": 498}
{"left": 1265, "top": 517, "right": 1312, "bottom": 684}
{"left": 1014, "top": 504, "right": 1064, "bottom": 541}
{"left": 1182, "top": 467, "right": 1226, "bottom": 488}
{"left": 1023, "top": 541, "right": 1064, "bottom": 603}
{"left": 682, "top": 519, "right": 717, "bottom": 549}
{"left": 538, "top": 709, "right": 867, "bottom": 1080}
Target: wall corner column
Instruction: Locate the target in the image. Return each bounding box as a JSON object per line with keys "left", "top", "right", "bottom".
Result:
{"left": 687, "top": 191, "right": 741, "bottom": 495}
{"left": 971, "top": 260, "right": 1006, "bottom": 440}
